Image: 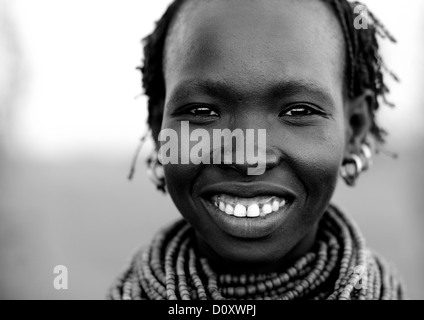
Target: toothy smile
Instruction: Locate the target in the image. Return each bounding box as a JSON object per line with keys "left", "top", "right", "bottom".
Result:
{"left": 210, "top": 194, "right": 287, "bottom": 218}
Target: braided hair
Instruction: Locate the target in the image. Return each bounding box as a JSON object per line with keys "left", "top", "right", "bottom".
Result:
{"left": 139, "top": 0, "right": 396, "bottom": 147}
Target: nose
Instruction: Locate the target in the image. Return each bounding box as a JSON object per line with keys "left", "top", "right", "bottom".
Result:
{"left": 216, "top": 148, "right": 280, "bottom": 176}
{"left": 214, "top": 110, "right": 281, "bottom": 175}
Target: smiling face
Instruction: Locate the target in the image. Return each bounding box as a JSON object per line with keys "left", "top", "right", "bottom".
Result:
{"left": 159, "top": 0, "right": 350, "bottom": 272}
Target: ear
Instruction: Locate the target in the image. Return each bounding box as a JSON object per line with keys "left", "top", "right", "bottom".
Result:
{"left": 344, "top": 89, "right": 373, "bottom": 157}
{"left": 150, "top": 99, "right": 165, "bottom": 151}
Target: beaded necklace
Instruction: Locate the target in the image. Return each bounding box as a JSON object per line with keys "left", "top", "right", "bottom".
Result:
{"left": 108, "top": 205, "right": 406, "bottom": 300}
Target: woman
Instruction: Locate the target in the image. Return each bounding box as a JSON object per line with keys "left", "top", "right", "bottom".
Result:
{"left": 109, "top": 0, "right": 406, "bottom": 300}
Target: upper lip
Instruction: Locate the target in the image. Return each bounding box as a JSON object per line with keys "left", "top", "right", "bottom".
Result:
{"left": 199, "top": 181, "right": 296, "bottom": 201}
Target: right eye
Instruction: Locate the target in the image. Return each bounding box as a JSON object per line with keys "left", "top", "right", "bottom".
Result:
{"left": 186, "top": 106, "right": 219, "bottom": 117}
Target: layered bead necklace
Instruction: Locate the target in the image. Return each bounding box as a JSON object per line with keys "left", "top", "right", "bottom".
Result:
{"left": 108, "top": 205, "right": 406, "bottom": 300}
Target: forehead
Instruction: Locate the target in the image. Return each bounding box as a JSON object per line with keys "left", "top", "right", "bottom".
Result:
{"left": 164, "top": 0, "right": 345, "bottom": 102}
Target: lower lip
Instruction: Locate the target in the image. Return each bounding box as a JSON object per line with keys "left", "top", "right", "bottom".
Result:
{"left": 200, "top": 198, "right": 292, "bottom": 239}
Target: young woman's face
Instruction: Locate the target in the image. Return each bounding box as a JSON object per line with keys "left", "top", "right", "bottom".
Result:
{"left": 160, "top": 0, "right": 348, "bottom": 271}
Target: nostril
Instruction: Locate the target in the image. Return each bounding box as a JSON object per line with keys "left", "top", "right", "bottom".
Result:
{"left": 265, "top": 153, "right": 279, "bottom": 170}
{"left": 215, "top": 152, "right": 280, "bottom": 175}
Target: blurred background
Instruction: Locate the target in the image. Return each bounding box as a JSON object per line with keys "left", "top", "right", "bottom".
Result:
{"left": 0, "top": 0, "right": 423, "bottom": 299}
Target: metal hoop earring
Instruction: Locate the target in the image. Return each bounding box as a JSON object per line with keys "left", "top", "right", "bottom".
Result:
{"left": 340, "top": 154, "right": 363, "bottom": 186}
{"left": 360, "top": 143, "right": 373, "bottom": 171}
{"left": 147, "top": 151, "right": 166, "bottom": 192}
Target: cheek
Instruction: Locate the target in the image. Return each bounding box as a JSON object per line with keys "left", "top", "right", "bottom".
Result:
{"left": 289, "top": 122, "right": 345, "bottom": 205}
{"left": 160, "top": 118, "right": 205, "bottom": 222}
{"left": 164, "top": 162, "right": 199, "bottom": 221}
{"left": 164, "top": 162, "right": 199, "bottom": 191}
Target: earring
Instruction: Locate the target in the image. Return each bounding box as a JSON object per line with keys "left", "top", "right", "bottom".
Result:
{"left": 147, "top": 151, "right": 166, "bottom": 192}
{"left": 340, "top": 153, "right": 363, "bottom": 186}
{"left": 360, "top": 143, "right": 373, "bottom": 171}
{"left": 340, "top": 142, "right": 373, "bottom": 186}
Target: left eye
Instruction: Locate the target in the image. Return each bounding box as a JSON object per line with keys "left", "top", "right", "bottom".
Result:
{"left": 280, "top": 105, "right": 319, "bottom": 117}
{"left": 188, "top": 107, "right": 219, "bottom": 117}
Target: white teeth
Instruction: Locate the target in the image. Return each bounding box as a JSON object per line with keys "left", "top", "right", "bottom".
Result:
{"left": 262, "top": 204, "right": 272, "bottom": 215}
{"left": 225, "top": 204, "right": 234, "bottom": 215}
{"left": 247, "top": 204, "right": 260, "bottom": 217}
{"left": 219, "top": 202, "right": 226, "bottom": 211}
{"left": 272, "top": 200, "right": 279, "bottom": 212}
{"left": 233, "top": 204, "right": 247, "bottom": 217}
{"left": 212, "top": 195, "right": 288, "bottom": 218}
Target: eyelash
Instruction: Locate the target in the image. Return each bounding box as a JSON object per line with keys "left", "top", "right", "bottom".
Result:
{"left": 182, "top": 105, "right": 220, "bottom": 117}
{"left": 279, "top": 104, "right": 324, "bottom": 117}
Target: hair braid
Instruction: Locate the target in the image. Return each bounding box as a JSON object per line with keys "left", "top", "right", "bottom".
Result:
{"left": 137, "top": 0, "right": 186, "bottom": 140}
{"left": 324, "top": 0, "right": 398, "bottom": 145}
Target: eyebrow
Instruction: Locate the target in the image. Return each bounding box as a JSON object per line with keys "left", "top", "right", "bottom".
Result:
{"left": 268, "top": 80, "right": 335, "bottom": 107}
{"left": 167, "top": 78, "right": 336, "bottom": 108}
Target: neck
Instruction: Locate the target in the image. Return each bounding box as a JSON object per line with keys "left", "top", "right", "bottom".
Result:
{"left": 194, "top": 224, "right": 319, "bottom": 274}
